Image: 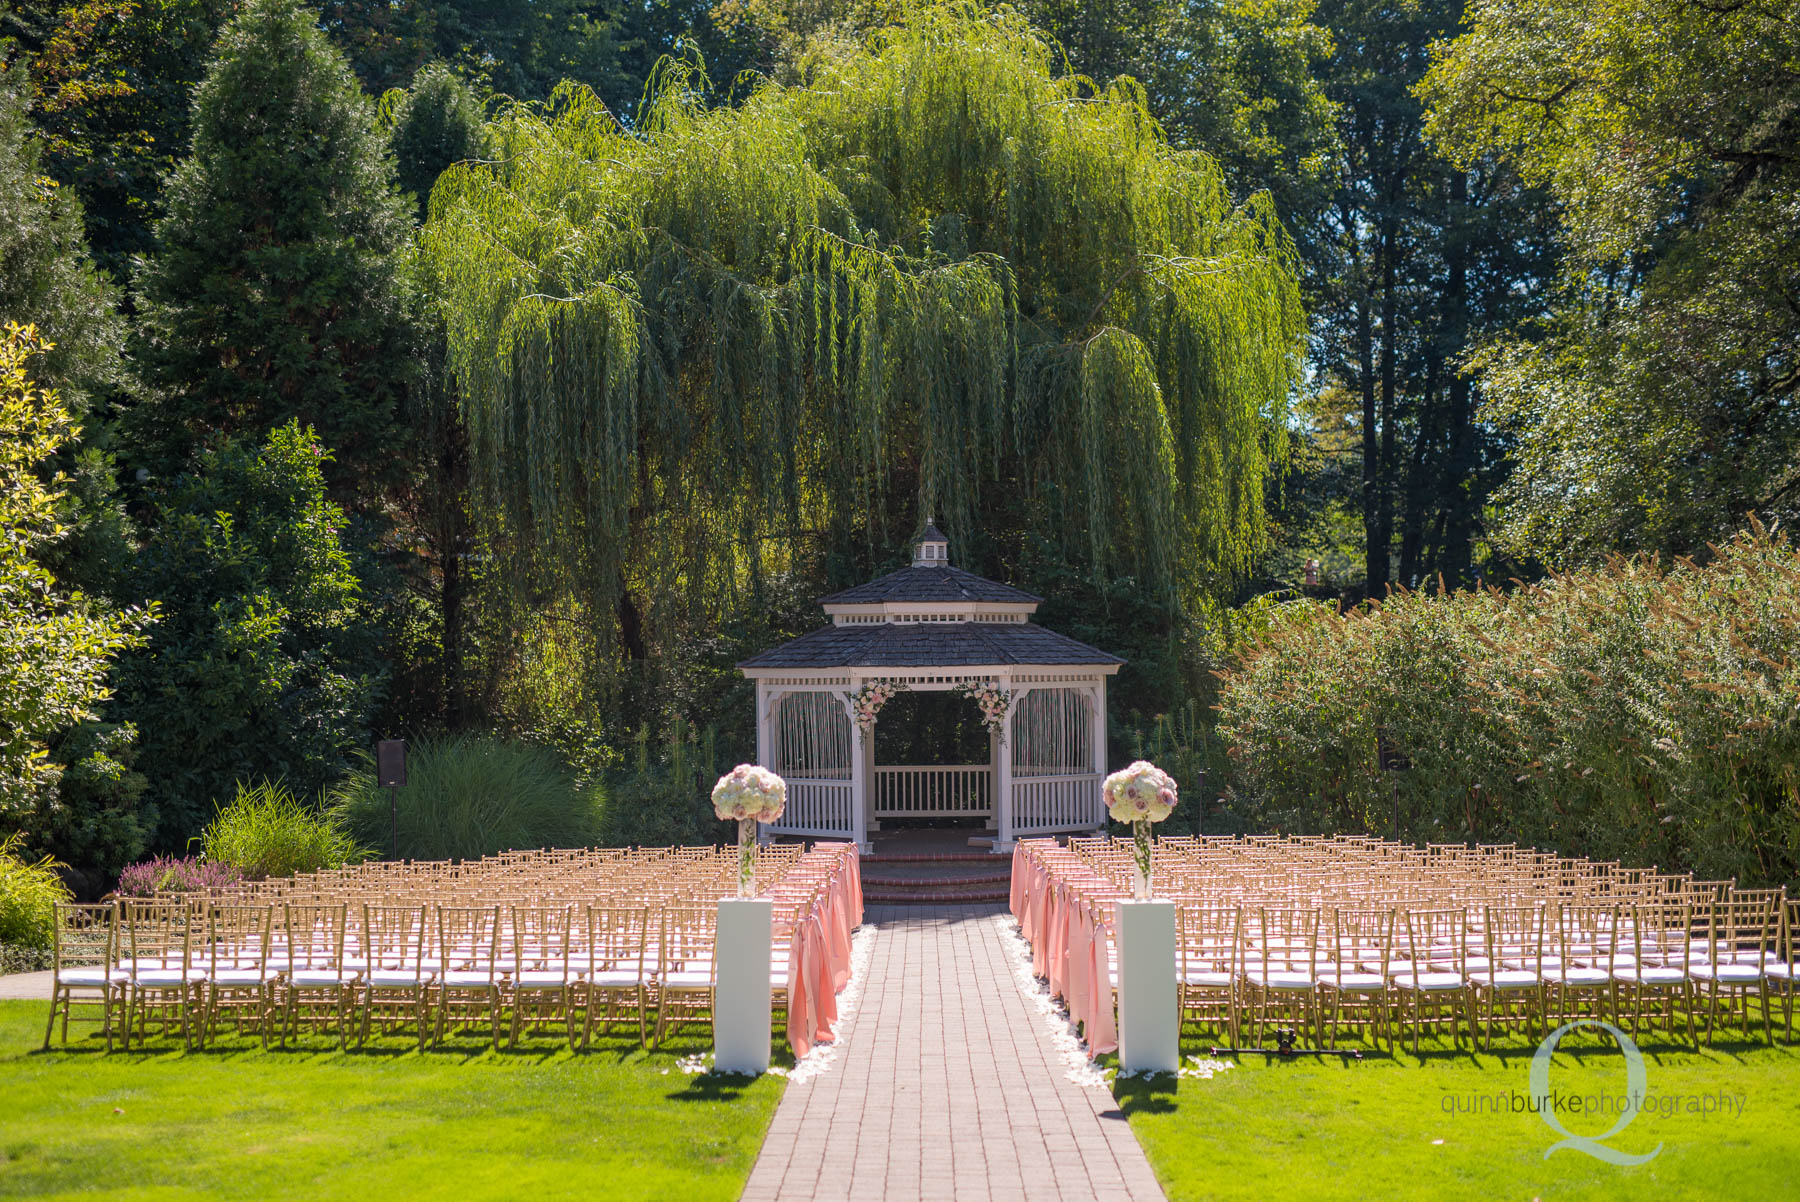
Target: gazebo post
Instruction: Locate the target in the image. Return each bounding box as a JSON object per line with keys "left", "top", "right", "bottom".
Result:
{"left": 995, "top": 677, "right": 1015, "bottom": 851}
{"left": 1091, "top": 679, "right": 1108, "bottom": 826}
{"left": 849, "top": 674, "right": 871, "bottom": 852}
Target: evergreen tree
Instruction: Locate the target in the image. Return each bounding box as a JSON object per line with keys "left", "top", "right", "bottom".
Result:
{"left": 0, "top": 58, "right": 122, "bottom": 408}
{"left": 128, "top": 0, "right": 415, "bottom": 493}
{"left": 106, "top": 421, "right": 386, "bottom": 851}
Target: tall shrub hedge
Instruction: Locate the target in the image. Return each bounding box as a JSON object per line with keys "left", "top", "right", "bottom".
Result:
{"left": 1216, "top": 526, "right": 1800, "bottom": 887}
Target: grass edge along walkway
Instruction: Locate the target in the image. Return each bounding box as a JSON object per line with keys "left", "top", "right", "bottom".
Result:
{"left": 1113, "top": 1025, "right": 1800, "bottom": 1202}
{"left": 0, "top": 999, "right": 784, "bottom": 1201}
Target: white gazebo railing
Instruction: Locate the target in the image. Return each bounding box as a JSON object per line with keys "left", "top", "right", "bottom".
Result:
{"left": 1010, "top": 773, "right": 1104, "bottom": 832}
{"left": 874, "top": 765, "right": 992, "bottom": 819}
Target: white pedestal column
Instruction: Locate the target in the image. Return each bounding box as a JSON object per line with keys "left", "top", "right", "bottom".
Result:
{"left": 1116, "top": 899, "right": 1179, "bottom": 1073}
{"left": 715, "top": 898, "right": 773, "bottom": 1074}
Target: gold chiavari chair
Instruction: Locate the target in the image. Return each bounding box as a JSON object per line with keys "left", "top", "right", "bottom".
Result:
{"left": 1176, "top": 904, "right": 1240, "bottom": 1046}
{"left": 652, "top": 905, "right": 716, "bottom": 1047}
{"left": 1468, "top": 905, "right": 1546, "bottom": 1050}
{"left": 1391, "top": 908, "right": 1469, "bottom": 1054}
{"left": 279, "top": 902, "right": 356, "bottom": 1048}
{"left": 1543, "top": 902, "right": 1616, "bottom": 1028}
{"left": 1242, "top": 907, "right": 1322, "bottom": 1046}
{"left": 43, "top": 902, "right": 120, "bottom": 1050}
{"left": 1320, "top": 908, "right": 1392, "bottom": 1050}
{"left": 507, "top": 906, "right": 576, "bottom": 1047}
{"left": 1760, "top": 896, "right": 1798, "bottom": 1042}
{"left": 200, "top": 904, "right": 276, "bottom": 1047}
{"left": 435, "top": 905, "right": 502, "bottom": 1048}
{"left": 1609, "top": 899, "right": 1693, "bottom": 1042}
{"left": 119, "top": 899, "right": 202, "bottom": 1050}
{"left": 1692, "top": 890, "right": 1777, "bottom": 1045}
{"left": 359, "top": 904, "right": 433, "bottom": 1049}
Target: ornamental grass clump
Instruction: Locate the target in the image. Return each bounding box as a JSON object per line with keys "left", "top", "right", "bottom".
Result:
{"left": 330, "top": 734, "right": 604, "bottom": 861}
{"left": 1215, "top": 523, "right": 1800, "bottom": 887}
{"left": 200, "top": 779, "right": 366, "bottom": 879}
{"left": 0, "top": 833, "right": 70, "bottom": 950}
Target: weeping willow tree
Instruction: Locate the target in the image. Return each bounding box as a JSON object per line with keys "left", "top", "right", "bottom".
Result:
{"left": 422, "top": 3, "right": 1304, "bottom": 678}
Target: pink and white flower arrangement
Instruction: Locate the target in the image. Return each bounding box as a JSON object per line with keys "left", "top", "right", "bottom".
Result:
{"left": 850, "top": 681, "right": 907, "bottom": 736}
{"left": 711, "top": 764, "right": 788, "bottom": 824}
{"left": 1103, "top": 760, "right": 1178, "bottom": 899}
{"left": 1103, "top": 761, "right": 1178, "bottom": 824}
{"left": 713, "top": 765, "right": 789, "bottom": 898}
{"left": 951, "top": 681, "right": 1012, "bottom": 741}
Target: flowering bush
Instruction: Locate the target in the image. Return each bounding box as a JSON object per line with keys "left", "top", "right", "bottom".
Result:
{"left": 850, "top": 681, "right": 907, "bottom": 735}
{"left": 710, "top": 764, "right": 788, "bottom": 824}
{"left": 951, "top": 681, "right": 1012, "bottom": 741}
{"left": 115, "top": 855, "right": 243, "bottom": 898}
{"left": 1103, "top": 761, "right": 1178, "bottom": 824}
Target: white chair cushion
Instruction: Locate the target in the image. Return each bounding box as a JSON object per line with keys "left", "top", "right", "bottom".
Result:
{"left": 1545, "top": 968, "right": 1609, "bottom": 987}
{"left": 661, "top": 970, "right": 713, "bottom": 989}
{"left": 1322, "top": 972, "right": 1386, "bottom": 991}
{"left": 132, "top": 968, "right": 204, "bottom": 986}
{"left": 366, "top": 969, "right": 435, "bottom": 988}
{"left": 441, "top": 970, "right": 496, "bottom": 988}
{"left": 57, "top": 967, "right": 125, "bottom": 986}
{"left": 584, "top": 970, "right": 641, "bottom": 988}
{"left": 513, "top": 971, "right": 568, "bottom": 988}
{"left": 1255, "top": 971, "right": 1317, "bottom": 990}
{"left": 1182, "top": 970, "right": 1234, "bottom": 987}
{"left": 289, "top": 970, "right": 355, "bottom": 988}
{"left": 1764, "top": 962, "right": 1797, "bottom": 980}
{"left": 1691, "top": 964, "right": 1762, "bottom": 983}
{"left": 1393, "top": 972, "right": 1466, "bottom": 991}
{"left": 1614, "top": 966, "right": 1686, "bottom": 985}
{"left": 1470, "top": 970, "right": 1540, "bottom": 989}
{"left": 209, "top": 968, "right": 275, "bottom": 986}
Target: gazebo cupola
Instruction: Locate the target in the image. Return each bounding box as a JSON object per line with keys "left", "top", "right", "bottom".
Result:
{"left": 912, "top": 520, "right": 951, "bottom": 566}
{"left": 739, "top": 519, "right": 1123, "bottom": 852}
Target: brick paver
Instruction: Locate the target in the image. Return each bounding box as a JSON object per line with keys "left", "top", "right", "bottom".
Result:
{"left": 743, "top": 904, "right": 1165, "bottom": 1202}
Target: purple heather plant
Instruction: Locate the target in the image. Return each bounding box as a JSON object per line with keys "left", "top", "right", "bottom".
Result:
{"left": 115, "top": 856, "right": 243, "bottom": 898}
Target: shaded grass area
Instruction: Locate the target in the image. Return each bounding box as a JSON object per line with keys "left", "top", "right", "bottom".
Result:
{"left": 1115, "top": 1023, "right": 1800, "bottom": 1202}
{"left": 0, "top": 1000, "right": 784, "bottom": 1201}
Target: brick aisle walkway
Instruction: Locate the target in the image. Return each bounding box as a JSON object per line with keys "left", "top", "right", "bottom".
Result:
{"left": 742, "top": 903, "right": 1165, "bottom": 1202}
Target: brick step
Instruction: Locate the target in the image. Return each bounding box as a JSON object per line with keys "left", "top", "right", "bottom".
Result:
{"left": 862, "top": 870, "right": 1012, "bottom": 888}
{"left": 862, "top": 852, "right": 999, "bottom": 864}
{"left": 865, "top": 887, "right": 1010, "bottom": 905}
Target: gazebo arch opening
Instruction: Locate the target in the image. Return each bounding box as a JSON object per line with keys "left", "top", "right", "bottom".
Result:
{"left": 873, "top": 691, "right": 992, "bottom": 828}
{"left": 739, "top": 520, "right": 1124, "bottom": 852}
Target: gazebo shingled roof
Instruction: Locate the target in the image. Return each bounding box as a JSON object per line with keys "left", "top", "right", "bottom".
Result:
{"left": 737, "top": 619, "right": 1121, "bottom": 669}
{"left": 816, "top": 563, "right": 1042, "bottom": 606}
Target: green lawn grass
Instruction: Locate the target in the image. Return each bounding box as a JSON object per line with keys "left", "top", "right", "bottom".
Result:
{"left": 0, "top": 1000, "right": 783, "bottom": 1201}
{"left": 1115, "top": 1022, "right": 1800, "bottom": 1202}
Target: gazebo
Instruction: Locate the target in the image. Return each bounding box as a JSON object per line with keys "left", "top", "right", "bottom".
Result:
{"left": 738, "top": 523, "right": 1123, "bottom": 851}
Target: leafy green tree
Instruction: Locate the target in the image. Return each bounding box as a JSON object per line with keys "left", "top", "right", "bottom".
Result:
{"left": 1420, "top": 0, "right": 1800, "bottom": 562}
{"left": 423, "top": 6, "right": 1307, "bottom": 717}
{"left": 129, "top": 0, "right": 416, "bottom": 492}
{"left": 0, "top": 58, "right": 123, "bottom": 407}
{"left": 1302, "top": 0, "right": 1558, "bottom": 594}
{"left": 382, "top": 60, "right": 488, "bottom": 218}
{"left": 0, "top": 323, "right": 151, "bottom": 825}
{"left": 106, "top": 421, "right": 386, "bottom": 851}
{"left": 4, "top": 1, "right": 233, "bottom": 289}
{"left": 382, "top": 61, "right": 488, "bottom": 724}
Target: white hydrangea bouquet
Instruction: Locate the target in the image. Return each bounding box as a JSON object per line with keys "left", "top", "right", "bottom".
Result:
{"left": 712, "top": 764, "right": 788, "bottom": 898}
{"left": 1102, "top": 760, "right": 1178, "bottom": 899}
